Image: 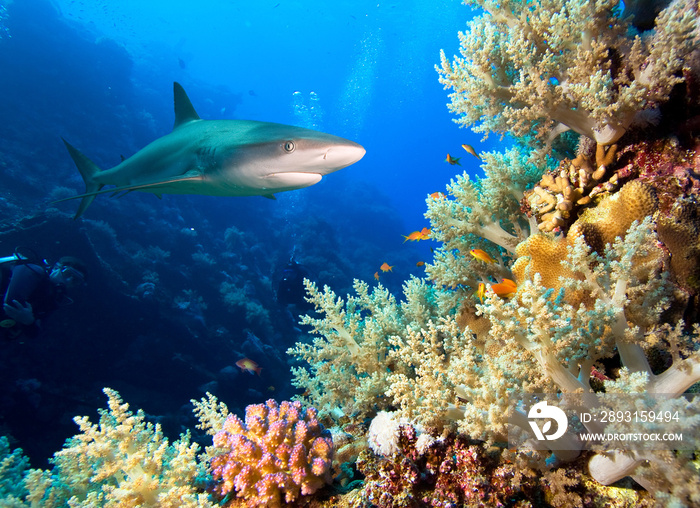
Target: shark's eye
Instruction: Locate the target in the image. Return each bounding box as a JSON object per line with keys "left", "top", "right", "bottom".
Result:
{"left": 283, "top": 141, "right": 295, "bottom": 153}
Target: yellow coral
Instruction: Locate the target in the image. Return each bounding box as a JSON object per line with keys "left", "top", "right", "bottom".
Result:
{"left": 657, "top": 196, "right": 700, "bottom": 293}
{"left": 512, "top": 233, "right": 574, "bottom": 293}
{"left": 569, "top": 180, "right": 658, "bottom": 253}
{"left": 525, "top": 144, "right": 620, "bottom": 233}
{"left": 514, "top": 181, "right": 660, "bottom": 305}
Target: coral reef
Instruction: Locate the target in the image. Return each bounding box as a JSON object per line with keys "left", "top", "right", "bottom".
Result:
{"left": 208, "top": 399, "right": 333, "bottom": 507}
{"left": 2, "top": 0, "right": 700, "bottom": 506}
{"left": 657, "top": 196, "right": 700, "bottom": 294}
{"left": 0, "top": 436, "right": 30, "bottom": 503}
{"left": 220, "top": 281, "right": 274, "bottom": 338}
{"left": 292, "top": 82, "right": 700, "bottom": 508}
{"left": 437, "top": 0, "right": 698, "bottom": 145}
{"left": 0, "top": 388, "right": 214, "bottom": 508}
{"left": 348, "top": 415, "right": 651, "bottom": 508}
{"left": 0, "top": 391, "right": 336, "bottom": 508}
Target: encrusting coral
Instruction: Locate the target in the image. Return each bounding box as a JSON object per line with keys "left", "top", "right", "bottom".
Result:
{"left": 657, "top": 196, "right": 700, "bottom": 294}
{"left": 437, "top": 0, "right": 698, "bottom": 146}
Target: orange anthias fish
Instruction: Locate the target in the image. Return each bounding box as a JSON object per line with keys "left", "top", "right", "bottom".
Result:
{"left": 403, "top": 228, "right": 431, "bottom": 242}
{"left": 470, "top": 248, "right": 496, "bottom": 264}
{"left": 403, "top": 230, "right": 424, "bottom": 242}
{"left": 429, "top": 192, "right": 446, "bottom": 200}
{"left": 374, "top": 271, "right": 380, "bottom": 280}
{"left": 416, "top": 261, "right": 425, "bottom": 267}
{"left": 476, "top": 282, "right": 486, "bottom": 303}
{"left": 490, "top": 278, "right": 517, "bottom": 298}
{"left": 380, "top": 262, "right": 394, "bottom": 272}
{"left": 462, "top": 144, "right": 481, "bottom": 160}
{"left": 445, "top": 154, "right": 461, "bottom": 165}
{"left": 236, "top": 358, "right": 262, "bottom": 376}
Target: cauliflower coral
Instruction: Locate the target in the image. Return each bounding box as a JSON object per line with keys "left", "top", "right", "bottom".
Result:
{"left": 209, "top": 399, "right": 333, "bottom": 507}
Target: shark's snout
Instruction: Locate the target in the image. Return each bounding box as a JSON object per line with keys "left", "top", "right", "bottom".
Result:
{"left": 324, "top": 140, "right": 366, "bottom": 171}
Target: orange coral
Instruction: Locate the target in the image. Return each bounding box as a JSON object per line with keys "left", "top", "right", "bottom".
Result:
{"left": 525, "top": 143, "right": 620, "bottom": 233}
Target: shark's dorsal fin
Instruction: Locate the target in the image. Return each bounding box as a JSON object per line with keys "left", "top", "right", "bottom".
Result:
{"left": 173, "top": 82, "right": 201, "bottom": 129}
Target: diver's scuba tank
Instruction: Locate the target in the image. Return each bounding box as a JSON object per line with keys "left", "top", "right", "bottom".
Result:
{"left": 0, "top": 253, "right": 27, "bottom": 265}
{"left": 0, "top": 247, "right": 42, "bottom": 267}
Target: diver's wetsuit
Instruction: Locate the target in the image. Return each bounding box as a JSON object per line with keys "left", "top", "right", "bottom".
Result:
{"left": 0, "top": 263, "right": 59, "bottom": 340}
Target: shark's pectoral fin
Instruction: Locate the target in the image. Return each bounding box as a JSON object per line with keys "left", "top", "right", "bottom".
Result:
{"left": 51, "top": 173, "right": 204, "bottom": 204}
{"left": 262, "top": 194, "right": 277, "bottom": 200}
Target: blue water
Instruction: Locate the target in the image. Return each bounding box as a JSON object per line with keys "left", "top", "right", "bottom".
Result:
{"left": 0, "top": 0, "right": 494, "bottom": 468}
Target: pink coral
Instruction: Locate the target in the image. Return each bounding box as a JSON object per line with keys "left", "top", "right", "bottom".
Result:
{"left": 210, "top": 399, "right": 333, "bottom": 507}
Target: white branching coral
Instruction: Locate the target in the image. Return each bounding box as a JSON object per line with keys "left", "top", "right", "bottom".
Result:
{"left": 288, "top": 279, "right": 430, "bottom": 422}
{"left": 426, "top": 147, "right": 543, "bottom": 259}
{"left": 291, "top": 201, "right": 700, "bottom": 497}
{"left": 385, "top": 316, "right": 553, "bottom": 439}
{"left": 26, "top": 388, "right": 214, "bottom": 508}
{"left": 437, "top": 0, "right": 698, "bottom": 145}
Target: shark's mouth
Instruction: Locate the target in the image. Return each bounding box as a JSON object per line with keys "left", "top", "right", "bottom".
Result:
{"left": 263, "top": 171, "right": 323, "bottom": 189}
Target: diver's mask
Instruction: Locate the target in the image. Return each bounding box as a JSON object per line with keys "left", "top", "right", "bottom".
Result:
{"left": 50, "top": 264, "right": 85, "bottom": 288}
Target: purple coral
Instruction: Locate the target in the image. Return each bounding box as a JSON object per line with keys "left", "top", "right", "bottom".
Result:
{"left": 210, "top": 399, "right": 333, "bottom": 507}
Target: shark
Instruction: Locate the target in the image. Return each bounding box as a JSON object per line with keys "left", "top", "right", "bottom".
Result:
{"left": 57, "top": 82, "right": 366, "bottom": 218}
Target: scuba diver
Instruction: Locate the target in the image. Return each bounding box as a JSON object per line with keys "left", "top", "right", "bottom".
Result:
{"left": 276, "top": 251, "right": 313, "bottom": 312}
{"left": 1, "top": 248, "right": 87, "bottom": 341}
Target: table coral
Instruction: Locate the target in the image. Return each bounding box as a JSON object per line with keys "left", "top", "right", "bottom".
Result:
{"left": 209, "top": 399, "right": 333, "bottom": 507}
{"left": 437, "top": 0, "right": 698, "bottom": 145}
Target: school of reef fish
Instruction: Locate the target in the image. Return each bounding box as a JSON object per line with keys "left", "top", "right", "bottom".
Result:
{"left": 2, "top": 0, "right": 700, "bottom": 506}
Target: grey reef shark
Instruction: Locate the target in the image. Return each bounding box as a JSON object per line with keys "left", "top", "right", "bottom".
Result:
{"left": 57, "top": 82, "right": 366, "bottom": 218}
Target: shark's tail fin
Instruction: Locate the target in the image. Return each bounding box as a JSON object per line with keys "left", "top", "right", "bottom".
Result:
{"left": 62, "top": 138, "right": 104, "bottom": 219}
